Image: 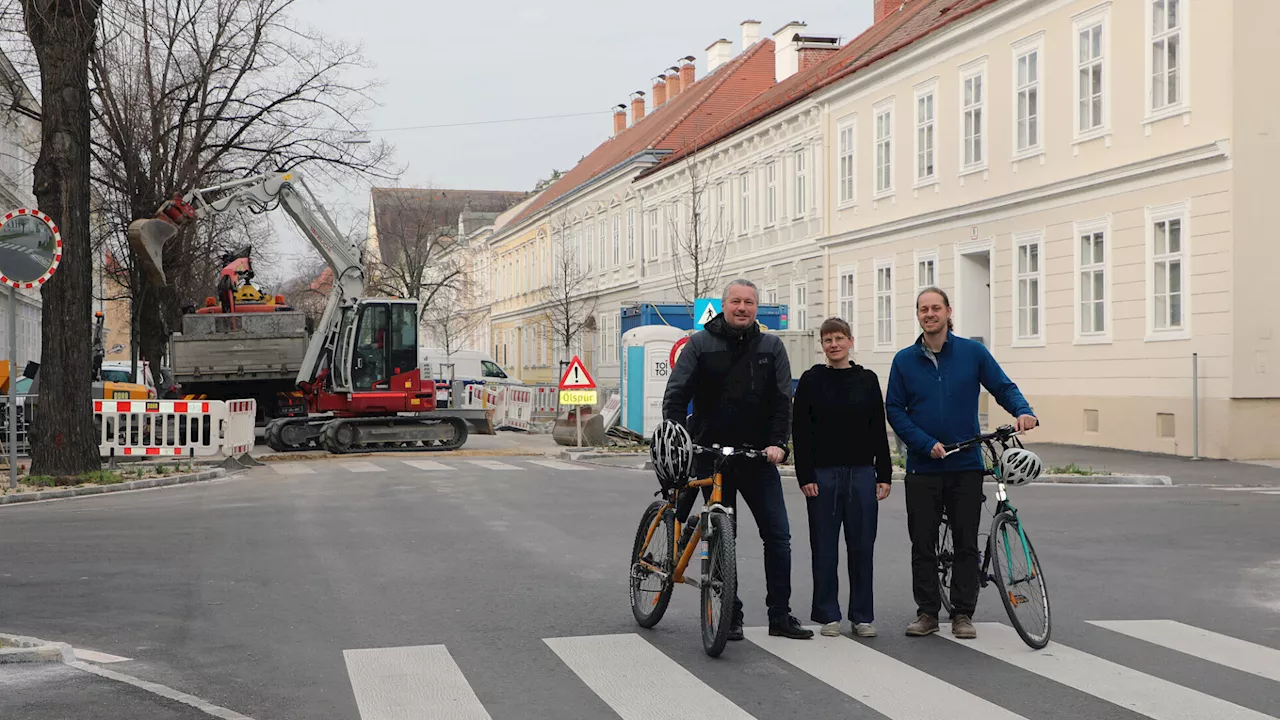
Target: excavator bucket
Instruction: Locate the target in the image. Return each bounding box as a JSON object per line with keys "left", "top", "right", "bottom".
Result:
{"left": 127, "top": 217, "right": 178, "bottom": 284}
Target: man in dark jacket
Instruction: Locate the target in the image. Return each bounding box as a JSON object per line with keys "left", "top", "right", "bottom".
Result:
{"left": 885, "top": 286, "right": 1037, "bottom": 641}
{"left": 662, "top": 278, "right": 812, "bottom": 641}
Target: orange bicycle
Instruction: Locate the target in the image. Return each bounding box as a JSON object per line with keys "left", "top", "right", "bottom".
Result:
{"left": 630, "top": 441, "right": 760, "bottom": 657}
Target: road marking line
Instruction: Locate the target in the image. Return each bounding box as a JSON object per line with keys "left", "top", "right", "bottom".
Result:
{"left": 271, "top": 464, "right": 315, "bottom": 475}
{"left": 943, "top": 623, "right": 1274, "bottom": 720}
{"left": 1255, "top": 490, "right": 1280, "bottom": 495}
{"left": 401, "top": 460, "right": 452, "bottom": 471}
{"left": 70, "top": 660, "right": 255, "bottom": 718}
{"left": 1089, "top": 620, "right": 1280, "bottom": 684}
{"left": 526, "top": 459, "right": 583, "bottom": 471}
{"left": 74, "top": 648, "right": 131, "bottom": 663}
{"left": 467, "top": 460, "right": 517, "bottom": 471}
{"left": 745, "top": 627, "right": 1028, "bottom": 720}
{"left": 341, "top": 462, "right": 384, "bottom": 473}
{"left": 545, "top": 634, "right": 755, "bottom": 719}
{"left": 344, "top": 645, "right": 491, "bottom": 720}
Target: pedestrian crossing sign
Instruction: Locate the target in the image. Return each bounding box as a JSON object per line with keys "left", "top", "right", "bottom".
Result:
{"left": 693, "top": 298, "right": 721, "bottom": 329}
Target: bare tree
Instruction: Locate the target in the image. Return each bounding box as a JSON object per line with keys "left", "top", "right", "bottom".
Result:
{"left": 543, "top": 210, "right": 596, "bottom": 364}
{"left": 23, "top": 0, "right": 103, "bottom": 478}
{"left": 88, "top": 0, "right": 395, "bottom": 384}
{"left": 420, "top": 285, "right": 482, "bottom": 358}
{"left": 667, "top": 155, "right": 729, "bottom": 309}
{"left": 365, "top": 188, "right": 468, "bottom": 308}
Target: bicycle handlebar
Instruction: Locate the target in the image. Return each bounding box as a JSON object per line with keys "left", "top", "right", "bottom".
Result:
{"left": 692, "top": 443, "right": 766, "bottom": 460}
{"left": 942, "top": 424, "right": 1030, "bottom": 455}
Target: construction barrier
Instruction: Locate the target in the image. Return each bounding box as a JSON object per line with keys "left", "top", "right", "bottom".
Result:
{"left": 530, "top": 385, "right": 559, "bottom": 419}
{"left": 223, "top": 399, "right": 257, "bottom": 456}
{"left": 95, "top": 399, "right": 224, "bottom": 458}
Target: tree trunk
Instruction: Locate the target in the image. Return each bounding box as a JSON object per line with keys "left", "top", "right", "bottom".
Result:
{"left": 25, "top": 0, "right": 104, "bottom": 477}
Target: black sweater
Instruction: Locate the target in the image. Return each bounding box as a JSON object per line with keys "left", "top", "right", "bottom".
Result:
{"left": 792, "top": 363, "right": 893, "bottom": 487}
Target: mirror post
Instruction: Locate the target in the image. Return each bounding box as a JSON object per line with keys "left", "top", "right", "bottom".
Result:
{"left": 9, "top": 283, "right": 16, "bottom": 489}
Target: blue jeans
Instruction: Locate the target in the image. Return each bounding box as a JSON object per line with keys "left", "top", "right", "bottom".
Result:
{"left": 678, "top": 459, "right": 793, "bottom": 624}
{"left": 806, "top": 465, "right": 878, "bottom": 625}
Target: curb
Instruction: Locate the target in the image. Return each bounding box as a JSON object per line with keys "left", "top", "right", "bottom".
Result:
{"left": 1033, "top": 473, "right": 1171, "bottom": 486}
{"left": 0, "top": 632, "right": 75, "bottom": 664}
{"left": 0, "top": 468, "right": 230, "bottom": 506}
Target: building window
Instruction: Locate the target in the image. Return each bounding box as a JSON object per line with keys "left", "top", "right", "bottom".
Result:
{"left": 793, "top": 150, "right": 806, "bottom": 218}
{"left": 874, "top": 105, "right": 892, "bottom": 194}
{"left": 716, "top": 183, "right": 728, "bottom": 236}
{"left": 584, "top": 224, "right": 593, "bottom": 271}
{"left": 612, "top": 214, "right": 621, "bottom": 266}
{"left": 1150, "top": 0, "right": 1183, "bottom": 112}
{"left": 1078, "top": 223, "right": 1107, "bottom": 337}
{"left": 1076, "top": 13, "right": 1106, "bottom": 135}
{"left": 765, "top": 161, "right": 778, "bottom": 225}
{"left": 1014, "top": 232, "right": 1044, "bottom": 343}
{"left": 1015, "top": 45, "right": 1041, "bottom": 153}
{"left": 626, "top": 208, "right": 636, "bottom": 262}
{"left": 597, "top": 219, "right": 607, "bottom": 268}
{"left": 838, "top": 120, "right": 855, "bottom": 205}
{"left": 764, "top": 286, "right": 777, "bottom": 305}
{"left": 838, "top": 266, "right": 856, "bottom": 335}
{"left": 875, "top": 261, "right": 893, "bottom": 349}
{"left": 915, "top": 252, "right": 936, "bottom": 293}
{"left": 647, "top": 209, "right": 658, "bottom": 260}
{"left": 1148, "top": 203, "right": 1190, "bottom": 339}
{"left": 792, "top": 281, "right": 807, "bottom": 331}
{"left": 915, "top": 90, "right": 935, "bottom": 182}
{"left": 739, "top": 172, "right": 751, "bottom": 232}
{"left": 962, "top": 67, "right": 985, "bottom": 168}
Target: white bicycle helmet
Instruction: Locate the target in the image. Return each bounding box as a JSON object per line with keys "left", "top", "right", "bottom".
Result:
{"left": 651, "top": 419, "right": 693, "bottom": 490}
{"left": 999, "top": 447, "right": 1043, "bottom": 486}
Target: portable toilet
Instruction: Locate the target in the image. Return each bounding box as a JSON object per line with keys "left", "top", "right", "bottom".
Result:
{"left": 619, "top": 325, "right": 687, "bottom": 439}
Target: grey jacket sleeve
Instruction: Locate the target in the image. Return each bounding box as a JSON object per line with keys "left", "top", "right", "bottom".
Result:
{"left": 661, "top": 334, "right": 700, "bottom": 427}
{"left": 766, "top": 336, "right": 792, "bottom": 454}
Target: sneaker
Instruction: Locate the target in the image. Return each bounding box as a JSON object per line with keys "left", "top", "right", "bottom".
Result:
{"left": 853, "top": 622, "right": 877, "bottom": 638}
{"left": 727, "top": 624, "right": 744, "bottom": 642}
{"left": 769, "top": 615, "right": 815, "bottom": 640}
{"left": 905, "top": 613, "right": 939, "bottom": 636}
{"left": 951, "top": 614, "right": 977, "bottom": 639}
{"left": 820, "top": 621, "right": 841, "bottom": 637}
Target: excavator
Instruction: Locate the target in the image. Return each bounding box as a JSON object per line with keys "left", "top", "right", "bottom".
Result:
{"left": 127, "top": 171, "right": 473, "bottom": 454}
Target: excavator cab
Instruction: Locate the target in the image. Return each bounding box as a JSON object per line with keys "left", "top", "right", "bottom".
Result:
{"left": 331, "top": 299, "right": 420, "bottom": 394}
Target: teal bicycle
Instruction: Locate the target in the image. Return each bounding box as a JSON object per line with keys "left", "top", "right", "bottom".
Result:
{"left": 935, "top": 425, "right": 1051, "bottom": 649}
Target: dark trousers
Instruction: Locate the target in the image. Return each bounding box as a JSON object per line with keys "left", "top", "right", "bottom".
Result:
{"left": 905, "top": 471, "right": 985, "bottom": 617}
{"left": 677, "top": 459, "right": 792, "bottom": 624}
{"left": 806, "top": 465, "right": 878, "bottom": 625}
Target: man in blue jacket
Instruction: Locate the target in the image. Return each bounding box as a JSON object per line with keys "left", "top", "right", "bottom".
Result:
{"left": 885, "top": 286, "right": 1037, "bottom": 640}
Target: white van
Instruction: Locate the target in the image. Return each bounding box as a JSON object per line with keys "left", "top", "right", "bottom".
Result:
{"left": 420, "top": 348, "right": 523, "bottom": 387}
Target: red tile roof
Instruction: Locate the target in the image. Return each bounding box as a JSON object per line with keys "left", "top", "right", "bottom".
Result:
{"left": 637, "top": 0, "right": 1000, "bottom": 179}
{"left": 510, "top": 38, "right": 778, "bottom": 226}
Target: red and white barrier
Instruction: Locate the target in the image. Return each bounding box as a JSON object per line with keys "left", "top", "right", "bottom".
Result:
{"left": 495, "top": 387, "right": 534, "bottom": 431}
{"left": 94, "top": 398, "right": 254, "bottom": 459}
{"left": 223, "top": 399, "right": 257, "bottom": 456}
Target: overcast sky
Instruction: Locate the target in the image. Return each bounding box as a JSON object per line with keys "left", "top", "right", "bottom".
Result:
{"left": 266, "top": 0, "right": 875, "bottom": 279}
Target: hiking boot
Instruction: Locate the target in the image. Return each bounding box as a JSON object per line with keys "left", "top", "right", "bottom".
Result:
{"left": 905, "top": 613, "right": 939, "bottom": 636}
{"left": 951, "top": 615, "right": 977, "bottom": 639}
{"left": 769, "top": 615, "right": 814, "bottom": 640}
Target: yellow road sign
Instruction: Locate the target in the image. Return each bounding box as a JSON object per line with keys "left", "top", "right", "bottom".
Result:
{"left": 560, "top": 389, "right": 598, "bottom": 406}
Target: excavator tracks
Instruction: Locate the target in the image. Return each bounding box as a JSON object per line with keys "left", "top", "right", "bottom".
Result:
{"left": 320, "top": 416, "right": 469, "bottom": 454}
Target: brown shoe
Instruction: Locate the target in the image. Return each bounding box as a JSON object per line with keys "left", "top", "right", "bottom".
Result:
{"left": 951, "top": 615, "right": 977, "bottom": 639}
{"left": 905, "top": 613, "right": 939, "bottom": 636}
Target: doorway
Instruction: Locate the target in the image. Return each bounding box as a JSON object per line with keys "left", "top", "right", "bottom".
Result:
{"left": 957, "top": 248, "right": 992, "bottom": 347}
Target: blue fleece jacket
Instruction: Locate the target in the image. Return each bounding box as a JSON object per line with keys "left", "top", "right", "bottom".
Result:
{"left": 885, "top": 332, "right": 1035, "bottom": 474}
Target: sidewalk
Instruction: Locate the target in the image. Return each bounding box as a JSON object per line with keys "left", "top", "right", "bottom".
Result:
{"left": 1023, "top": 443, "right": 1280, "bottom": 487}
{"left": 0, "top": 664, "right": 215, "bottom": 720}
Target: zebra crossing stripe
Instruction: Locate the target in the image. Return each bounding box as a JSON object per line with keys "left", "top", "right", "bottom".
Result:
{"left": 341, "top": 462, "right": 384, "bottom": 473}
{"left": 745, "top": 627, "right": 1029, "bottom": 720}
{"left": 526, "top": 460, "right": 583, "bottom": 471}
{"left": 467, "top": 460, "right": 518, "bottom": 470}
{"left": 402, "top": 460, "right": 452, "bottom": 471}
{"left": 344, "top": 645, "right": 491, "bottom": 720}
{"left": 1089, "top": 620, "right": 1280, "bottom": 684}
{"left": 544, "top": 634, "right": 756, "bottom": 720}
{"left": 271, "top": 464, "right": 316, "bottom": 475}
{"left": 944, "top": 623, "right": 1274, "bottom": 720}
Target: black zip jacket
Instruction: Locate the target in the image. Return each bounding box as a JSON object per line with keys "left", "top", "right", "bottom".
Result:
{"left": 661, "top": 313, "right": 792, "bottom": 455}
{"left": 792, "top": 363, "right": 893, "bottom": 487}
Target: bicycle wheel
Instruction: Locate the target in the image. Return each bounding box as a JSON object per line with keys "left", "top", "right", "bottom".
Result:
{"left": 700, "top": 511, "right": 738, "bottom": 657}
{"left": 629, "top": 500, "right": 675, "bottom": 628}
{"left": 936, "top": 516, "right": 956, "bottom": 616}
{"left": 988, "top": 511, "right": 1051, "bottom": 649}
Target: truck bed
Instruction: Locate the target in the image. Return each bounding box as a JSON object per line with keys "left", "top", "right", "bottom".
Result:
{"left": 171, "top": 311, "right": 309, "bottom": 382}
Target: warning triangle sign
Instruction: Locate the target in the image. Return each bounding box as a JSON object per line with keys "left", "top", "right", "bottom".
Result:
{"left": 559, "top": 355, "right": 597, "bottom": 390}
{"left": 697, "top": 303, "right": 718, "bottom": 327}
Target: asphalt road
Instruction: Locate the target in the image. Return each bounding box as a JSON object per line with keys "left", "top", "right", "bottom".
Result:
{"left": 0, "top": 235, "right": 55, "bottom": 283}
{"left": 0, "top": 456, "right": 1277, "bottom": 719}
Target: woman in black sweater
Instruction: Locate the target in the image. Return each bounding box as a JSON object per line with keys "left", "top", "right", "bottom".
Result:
{"left": 793, "top": 317, "right": 893, "bottom": 638}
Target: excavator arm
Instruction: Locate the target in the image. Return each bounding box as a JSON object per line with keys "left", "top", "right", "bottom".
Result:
{"left": 128, "top": 171, "right": 367, "bottom": 388}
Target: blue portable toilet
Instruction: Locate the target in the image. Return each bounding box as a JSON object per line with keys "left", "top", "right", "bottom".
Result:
{"left": 619, "top": 325, "right": 687, "bottom": 438}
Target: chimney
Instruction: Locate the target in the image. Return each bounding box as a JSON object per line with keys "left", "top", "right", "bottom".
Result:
{"left": 797, "top": 34, "right": 841, "bottom": 72}
{"left": 706, "top": 38, "right": 733, "bottom": 73}
{"left": 773, "top": 21, "right": 807, "bottom": 82}
{"left": 741, "top": 19, "right": 761, "bottom": 48}
{"left": 630, "top": 91, "right": 646, "bottom": 124}
{"left": 613, "top": 104, "right": 627, "bottom": 135}
{"left": 875, "top": 0, "right": 903, "bottom": 23}
{"left": 679, "top": 56, "right": 696, "bottom": 89}
{"left": 666, "top": 67, "right": 682, "bottom": 98}
{"left": 652, "top": 75, "right": 667, "bottom": 107}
